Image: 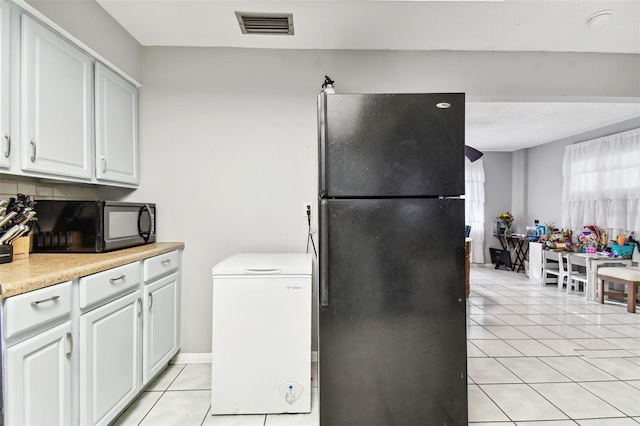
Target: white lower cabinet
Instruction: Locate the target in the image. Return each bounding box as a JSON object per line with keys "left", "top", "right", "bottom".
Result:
{"left": 143, "top": 271, "right": 180, "bottom": 383}
{"left": 2, "top": 249, "right": 182, "bottom": 426}
{"left": 5, "top": 321, "right": 72, "bottom": 426}
{"left": 79, "top": 290, "right": 142, "bottom": 426}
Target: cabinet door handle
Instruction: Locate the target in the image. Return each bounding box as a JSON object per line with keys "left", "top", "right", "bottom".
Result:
{"left": 101, "top": 155, "right": 107, "bottom": 173}
{"left": 161, "top": 259, "right": 171, "bottom": 266}
{"left": 149, "top": 293, "right": 153, "bottom": 310}
{"left": 109, "top": 275, "right": 126, "bottom": 284}
{"left": 66, "top": 332, "right": 73, "bottom": 359}
{"left": 3, "top": 133, "right": 10, "bottom": 158}
{"left": 30, "top": 139, "right": 36, "bottom": 162}
{"left": 31, "top": 295, "right": 60, "bottom": 306}
{"left": 137, "top": 298, "right": 142, "bottom": 317}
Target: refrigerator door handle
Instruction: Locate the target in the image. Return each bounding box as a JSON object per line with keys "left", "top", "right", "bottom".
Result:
{"left": 318, "top": 93, "right": 328, "bottom": 197}
{"left": 320, "top": 199, "right": 329, "bottom": 307}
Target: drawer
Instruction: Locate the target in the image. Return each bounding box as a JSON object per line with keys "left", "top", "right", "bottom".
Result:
{"left": 79, "top": 262, "right": 141, "bottom": 309}
{"left": 144, "top": 250, "right": 179, "bottom": 282}
{"left": 3, "top": 281, "right": 72, "bottom": 339}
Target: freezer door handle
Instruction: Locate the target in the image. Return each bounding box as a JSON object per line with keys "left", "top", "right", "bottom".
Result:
{"left": 320, "top": 199, "right": 329, "bottom": 307}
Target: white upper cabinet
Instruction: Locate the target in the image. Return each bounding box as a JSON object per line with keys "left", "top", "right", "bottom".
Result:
{"left": 20, "top": 14, "right": 93, "bottom": 179}
{"left": 0, "top": 0, "right": 10, "bottom": 169}
{"left": 95, "top": 63, "right": 138, "bottom": 185}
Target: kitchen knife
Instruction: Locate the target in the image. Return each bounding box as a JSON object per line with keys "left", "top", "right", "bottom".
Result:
{"left": 6, "top": 225, "right": 28, "bottom": 245}
{"left": 0, "top": 211, "right": 17, "bottom": 229}
{"left": 0, "top": 225, "right": 20, "bottom": 245}
{"left": 19, "top": 210, "right": 36, "bottom": 225}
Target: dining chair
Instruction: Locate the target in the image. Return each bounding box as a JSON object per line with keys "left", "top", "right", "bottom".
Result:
{"left": 566, "top": 254, "right": 588, "bottom": 294}
{"left": 542, "top": 250, "right": 566, "bottom": 288}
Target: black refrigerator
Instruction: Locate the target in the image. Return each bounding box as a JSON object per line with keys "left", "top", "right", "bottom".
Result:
{"left": 318, "top": 93, "right": 467, "bottom": 425}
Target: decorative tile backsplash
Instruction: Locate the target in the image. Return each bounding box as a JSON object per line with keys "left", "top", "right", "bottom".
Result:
{"left": 0, "top": 178, "right": 97, "bottom": 201}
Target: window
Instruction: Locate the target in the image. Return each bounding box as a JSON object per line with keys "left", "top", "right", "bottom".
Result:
{"left": 465, "top": 158, "right": 485, "bottom": 263}
{"left": 562, "top": 128, "right": 640, "bottom": 232}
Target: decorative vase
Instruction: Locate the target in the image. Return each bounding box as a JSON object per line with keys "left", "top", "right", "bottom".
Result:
{"left": 504, "top": 224, "right": 512, "bottom": 238}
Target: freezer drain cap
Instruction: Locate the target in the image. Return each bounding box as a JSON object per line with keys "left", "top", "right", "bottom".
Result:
{"left": 279, "top": 382, "right": 303, "bottom": 404}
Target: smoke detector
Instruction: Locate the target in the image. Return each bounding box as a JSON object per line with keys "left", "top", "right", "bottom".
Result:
{"left": 586, "top": 10, "right": 613, "bottom": 28}
{"left": 235, "top": 12, "right": 294, "bottom": 35}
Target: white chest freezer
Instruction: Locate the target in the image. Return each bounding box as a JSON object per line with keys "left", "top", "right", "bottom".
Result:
{"left": 211, "top": 253, "right": 313, "bottom": 415}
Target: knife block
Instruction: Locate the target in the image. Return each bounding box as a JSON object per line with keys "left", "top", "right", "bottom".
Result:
{"left": 12, "top": 236, "right": 31, "bottom": 260}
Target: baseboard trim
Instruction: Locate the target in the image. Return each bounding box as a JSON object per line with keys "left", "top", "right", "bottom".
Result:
{"left": 172, "top": 351, "right": 319, "bottom": 364}
{"left": 171, "top": 352, "right": 212, "bottom": 364}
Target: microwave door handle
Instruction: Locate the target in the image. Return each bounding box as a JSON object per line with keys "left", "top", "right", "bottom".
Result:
{"left": 146, "top": 204, "right": 155, "bottom": 237}
{"left": 138, "top": 205, "right": 152, "bottom": 243}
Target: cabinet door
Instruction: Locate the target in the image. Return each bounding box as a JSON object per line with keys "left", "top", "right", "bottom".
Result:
{"left": 5, "top": 321, "right": 72, "bottom": 426}
{"left": 80, "top": 290, "right": 142, "bottom": 426}
{"left": 20, "top": 14, "right": 92, "bottom": 179}
{"left": 143, "top": 271, "right": 180, "bottom": 384}
{"left": 0, "top": 0, "right": 10, "bottom": 168}
{"left": 95, "top": 63, "right": 138, "bottom": 185}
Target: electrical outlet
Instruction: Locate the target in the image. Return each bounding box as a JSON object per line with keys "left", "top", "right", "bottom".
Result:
{"left": 303, "top": 202, "right": 312, "bottom": 218}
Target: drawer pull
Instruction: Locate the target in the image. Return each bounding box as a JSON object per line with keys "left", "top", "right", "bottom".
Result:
{"left": 109, "top": 275, "right": 126, "bottom": 284}
{"left": 161, "top": 259, "right": 172, "bottom": 265}
{"left": 31, "top": 295, "right": 60, "bottom": 306}
{"left": 137, "top": 298, "right": 142, "bottom": 317}
{"left": 149, "top": 293, "right": 153, "bottom": 310}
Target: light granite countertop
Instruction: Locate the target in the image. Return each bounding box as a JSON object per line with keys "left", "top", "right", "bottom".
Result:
{"left": 0, "top": 242, "right": 185, "bottom": 299}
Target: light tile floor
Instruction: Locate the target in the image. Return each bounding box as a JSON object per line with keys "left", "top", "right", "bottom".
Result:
{"left": 114, "top": 265, "right": 640, "bottom": 425}
{"left": 469, "top": 265, "right": 640, "bottom": 426}
{"left": 113, "top": 362, "right": 319, "bottom": 426}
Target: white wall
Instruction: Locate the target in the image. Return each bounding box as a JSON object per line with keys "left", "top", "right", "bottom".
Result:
{"left": 511, "top": 150, "right": 528, "bottom": 234}
{"left": 105, "top": 47, "right": 640, "bottom": 353}
{"left": 481, "top": 152, "right": 513, "bottom": 263}
{"left": 25, "top": 0, "right": 143, "bottom": 82}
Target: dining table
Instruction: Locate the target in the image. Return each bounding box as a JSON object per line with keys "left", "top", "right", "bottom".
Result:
{"left": 571, "top": 253, "right": 632, "bottom": 301}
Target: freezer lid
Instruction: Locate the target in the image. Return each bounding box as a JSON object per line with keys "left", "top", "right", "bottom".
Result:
{"left": 212, "top": 253, "right": 312, "bottom": 276}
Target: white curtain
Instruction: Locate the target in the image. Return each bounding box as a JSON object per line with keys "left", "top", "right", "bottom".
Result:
{"left": 562, "top": 128, "right": 640, "bottom": 232}
{"left": 465, "top": 158, "right": 485, "bottom": 263}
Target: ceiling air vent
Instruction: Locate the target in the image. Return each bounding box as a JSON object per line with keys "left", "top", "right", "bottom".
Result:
{"left": 235, "top": 12, "right": 294, "bottom": 35}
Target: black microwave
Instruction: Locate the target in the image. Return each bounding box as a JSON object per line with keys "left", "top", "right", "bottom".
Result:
{"left": 33, "top": 201, "right": 156, "bottom": 253}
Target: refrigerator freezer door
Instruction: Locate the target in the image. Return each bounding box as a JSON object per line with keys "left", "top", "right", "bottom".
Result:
{"left": 319, "top": 93, "right": 465, "bottom": 198}
{"left": 319, "top": 198, "right": 467, "bottom": 425}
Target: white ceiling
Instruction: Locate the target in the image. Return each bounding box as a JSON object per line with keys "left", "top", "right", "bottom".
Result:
{"left": 95, "top": 0, "right": 640, "bottom": 151}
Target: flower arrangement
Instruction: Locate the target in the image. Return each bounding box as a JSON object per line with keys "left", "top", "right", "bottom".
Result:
{"left": 497, "top": 212, "right": 514, "bottom": 227}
